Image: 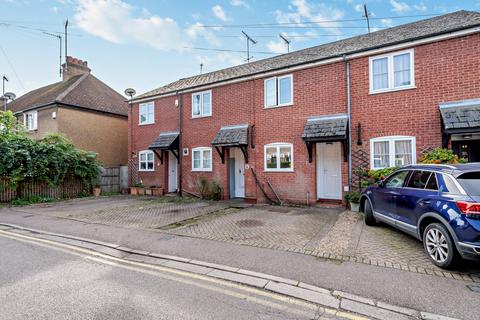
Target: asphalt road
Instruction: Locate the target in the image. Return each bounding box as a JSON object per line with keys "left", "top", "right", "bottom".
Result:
{"left": 0, "top": 235, "right": 346, "bottom": 320}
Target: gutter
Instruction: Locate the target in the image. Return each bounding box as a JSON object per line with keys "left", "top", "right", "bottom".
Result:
{"left": 343, "top": 55, "right": 352, "bottom": 190}
{"left": 131, "top": 25, "right": 480, "bottom": 103}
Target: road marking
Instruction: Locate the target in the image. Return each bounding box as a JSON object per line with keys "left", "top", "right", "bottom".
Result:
{"left": 0, "top": 230, "right": 369, "bottom": 320}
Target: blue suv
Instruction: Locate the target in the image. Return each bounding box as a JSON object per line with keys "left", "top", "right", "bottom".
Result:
{"left": 360, "top": 164, "right": 480, "bottom": 269}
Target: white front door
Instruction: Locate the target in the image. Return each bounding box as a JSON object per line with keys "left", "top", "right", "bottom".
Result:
{"left": 168, "top": 151, "right": 178, "bottom": 193}
{"left": 233, "top": 148, "right": 245, "bottom": 198}
{"left": 316, "top": 142, "right": 342, "bottom": 200}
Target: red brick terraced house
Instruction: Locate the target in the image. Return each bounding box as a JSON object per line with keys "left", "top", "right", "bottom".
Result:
{"left": 128, "top": 11, "right": 480, "bottom": 204}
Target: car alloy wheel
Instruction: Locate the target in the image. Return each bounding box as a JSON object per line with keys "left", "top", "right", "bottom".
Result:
{"left": 425, "top": 228, "right": 449, "bottom": 264}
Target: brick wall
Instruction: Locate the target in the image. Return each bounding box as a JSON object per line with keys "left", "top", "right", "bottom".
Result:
{"left": 129, "top": 33, "right": 480, "bottom": 204}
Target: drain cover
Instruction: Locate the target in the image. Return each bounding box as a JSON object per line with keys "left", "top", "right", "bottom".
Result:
{"left": 235, "top": 219, "right": 264, "bottom": 227}
{"left": 467, "top": 285, "right": 480, "bottom": 293}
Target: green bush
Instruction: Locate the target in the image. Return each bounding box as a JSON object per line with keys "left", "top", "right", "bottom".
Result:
{"left": 197, "top": 175, "right": 222, "bottom": 200}
{"left": 345, "top": 191, "right": 361, "bottom": 203}
{"left": 420, "top": 148, "right": 465, "bottom": 164}
{"left": 0, "top": 111, "right": 101, "bottom": 188}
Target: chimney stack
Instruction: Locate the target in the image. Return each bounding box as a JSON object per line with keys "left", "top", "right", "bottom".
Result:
{"left": 62, "top": 56, "right": 91, "bottom": 81}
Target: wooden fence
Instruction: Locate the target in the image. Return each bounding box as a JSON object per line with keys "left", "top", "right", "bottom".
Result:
{"left": 99, "top": 166, "right": 128, "bottom": 193}
{"left": 0, "top": 178, "right": 86, "bottom": 203}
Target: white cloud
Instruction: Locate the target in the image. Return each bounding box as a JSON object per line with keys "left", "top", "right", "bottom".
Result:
{"left": 413, "top": 3, "right": 427, "bottom": 12}
{"left": 274, "top": 0, "right": 344, "bottom": 36}
{"left": 74, "top": 0, "right": 188, "bottom": 51}
{"left": 354, "top": 4, "right": 363, "bottom": 13}
{"left": 267, "top": 39, "right": 288, "bottom": 54}
{"left": 186, "top": 22, "right": 220, "bottom": 46}
{"left": 212, "top": 5, "right": 229, "bottom": 21}
{"left": 380, "top": 18, "right": 393, "bottom": 27}
{"left": 390, "top": 0, "right": 411, "bottom": 14}
{"left": 50, "top": 6, "right": 59, "bottom": 14}
{"left": 230, "top": 0, "right": 248, "bottom": 8}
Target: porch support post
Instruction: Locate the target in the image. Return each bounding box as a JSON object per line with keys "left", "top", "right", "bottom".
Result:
{"left": 215, "top": 146, "right": 226, "bottom": 164}
{"left": 152, "top": 149, "right": 164, "bottom": 164}
{"left": 442, "top": 132, "right": 450, "bottom": 149}
{"left": 342, "top": 139, "right": 349, "bottom": 162}
{"left": 305, "top": 141, "right": 313, "bottom": 163}
{"left": 239, "top": 145, "right": 249, "bottom": 163}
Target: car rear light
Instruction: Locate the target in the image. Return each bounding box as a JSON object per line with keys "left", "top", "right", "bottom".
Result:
{"left": 456, "top": 201, "right": 480, "bottom": 219}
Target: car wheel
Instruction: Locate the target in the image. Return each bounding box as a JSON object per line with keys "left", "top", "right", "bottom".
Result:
{"left": 364, "top": 199, "right": 377, "bottom": 226}
{"left": 423, "top": 223, "right": 458, "bottom": 269}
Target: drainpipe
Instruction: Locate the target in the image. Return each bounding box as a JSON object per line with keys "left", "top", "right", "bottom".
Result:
{"left": 177, "top": 90, "right": 183, "bottom": 196}
{"left": 343, "top": 55, "right": 352, "bottom": 189}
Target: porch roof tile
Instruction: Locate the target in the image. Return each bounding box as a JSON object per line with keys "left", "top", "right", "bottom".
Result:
{"left": 439, "top": 99, "right": 480, "bottom": 132}
{"left": 149, "top": 132, "right": 180, "bottom": 150}
{"left": 212, "top": 125, "right": 248, "bottom": 147}
{"left": 302, "top": 114, "right": 348, "bottom": 141}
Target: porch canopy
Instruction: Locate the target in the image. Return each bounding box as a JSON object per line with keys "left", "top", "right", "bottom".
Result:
{"left": 439, "top": 99, "right": 480, "bottom": 147}
{"left": 148, "top": 131, "right": 180, "bottom": 163}
{"left": 211, "top": 124, "right": 249, "bottom": 163}
{"left": 302, "top": 114, "right": 349, "bottom": 162}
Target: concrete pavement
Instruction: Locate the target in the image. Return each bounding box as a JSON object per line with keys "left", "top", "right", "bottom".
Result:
{"left": 0, "top": 226, "right": 458, "bottom": 320}
{"left": 0, "top": 206, "right": 478, "bottom": 319}
{"left": 0, "top": 234, "right": 354, "bottom": 320}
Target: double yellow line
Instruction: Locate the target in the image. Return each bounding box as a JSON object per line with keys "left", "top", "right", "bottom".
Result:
{"left": 0, "top": 229, "right": 368, "bottom": 320}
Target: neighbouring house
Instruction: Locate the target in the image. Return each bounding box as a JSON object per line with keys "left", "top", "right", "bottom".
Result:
{"left": 7, "top": 56, "right": 128, "bottom": 167}
{"left": 128, "top": 10, "right": 480, "bottom": 204}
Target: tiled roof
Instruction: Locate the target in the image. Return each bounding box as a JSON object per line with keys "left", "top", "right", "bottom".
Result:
{"left": 439, "top": 99, "right": 480, "bottom": 131}
{"left": 302, "top": 114, "right": 348, "bottom": 141}
{"left": 149, "top": 132, "right": 180, "bottom": 149}
{"left": 7, "top": 74, "right": 128, "bottom": 116}
{"left": 212, "top": 124, "right": 249, "bottom": 146}
{"left": 136, "top": 10, "right": 480, "bottom": 100}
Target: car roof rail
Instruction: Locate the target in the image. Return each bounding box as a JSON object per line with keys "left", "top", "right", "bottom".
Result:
{"left": 407, "top": 164, "right": 457, "bottom": 170}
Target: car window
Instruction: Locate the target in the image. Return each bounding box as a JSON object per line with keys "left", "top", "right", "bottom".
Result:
{"left": 456, "top": 171, "right": 480, "bottom": 196}
{"left": 385, "top": 171, "right": 409, "bottom": 188}
{"left": 440, "top": 174, "right": 462, "bottom": 194}
{"left": 425, "top": 172, "right": 439, "bottom": 190}
{"left": 406, "top": 170, "right": 431, "bottom": 189}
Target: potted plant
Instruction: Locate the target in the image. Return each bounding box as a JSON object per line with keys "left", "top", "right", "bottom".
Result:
{"left": 345, "top": 191, "right": 361, "bottom": 212}
{"left": 145, "top": 186, "right": 152, "bottom": 196}
{"left": 93, "top": 184, "right": 101, "bottom": 197}
{"left": 130, "top": 181, "right": 144, "bottom": 196}
{"left": 150, "top": 185, "right": 164, "bottom": 197}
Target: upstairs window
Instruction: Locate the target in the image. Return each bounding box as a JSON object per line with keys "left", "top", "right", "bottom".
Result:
{"left": 369, "top": 49, "right": 414, "bottom": 93}
{"left": 139, "top": 150, "right": 154, "bottom": 171}
{"left": 24, "top": 111, "right": 37, "bottom": 131}
{"left": 139, "top": 102, "right": 154, "bottom": 125}
{"left": 264, "top": 143, "right": 293, "bottom": 172}
{"left": 370, "top": 136, "right": 416, "bottom": 169}
{"left": 192, "top": 90, "right": 212, "bottom": 118}
{"left": 264, "top": 75, "right": 293, "bottom": 108}
{"left": 192, "top": 147, "right": 212, "bottom": 171}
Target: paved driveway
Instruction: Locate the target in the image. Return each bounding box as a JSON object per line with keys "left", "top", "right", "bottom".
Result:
{"left": 14, "top": 196, "right": 229, "bottom": 230}
{"left": 8, "top": 196, "right": 480, "bottom": 282}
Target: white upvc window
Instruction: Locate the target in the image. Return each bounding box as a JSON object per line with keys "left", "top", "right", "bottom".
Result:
{"left": 192, "top": 90, "right": 212, "bottom": 118}
{"left": 192, "top": 147, "right": 212, "bottom": 171}
{"left": 369, "top": 49, "right": 415, "bottom": 94}
{"left": 264, "top": 74, "right": 293, "bottom": 108}
{"left": 139, "top": 102, "right": 155, "bottom": 125}
{"left": 264, "top": 143, "right": 294, "bottom": 172}
{"left": 24, "top": 111, "right": 38, "bottom": 131}
{"left": 139, "top": 150, "right": 155, "bottom": 171}
{"left": 370, "top": 136, "right": 416, "bottom": 169}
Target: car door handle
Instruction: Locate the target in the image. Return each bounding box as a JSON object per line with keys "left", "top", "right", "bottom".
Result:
{"left": 420, "top": 200, "right": 431, "bottom": 206}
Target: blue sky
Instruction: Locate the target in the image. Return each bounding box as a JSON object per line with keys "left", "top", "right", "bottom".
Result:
{"left": 1, "top": 0, "right": 479, "bottom": 98}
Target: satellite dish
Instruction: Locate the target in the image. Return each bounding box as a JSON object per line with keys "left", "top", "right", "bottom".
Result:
{"left": 4, "top": 92, "right": 16, "bottom": 101}
{"left": 124, "top": 88, "right": 136, "bottom": 98}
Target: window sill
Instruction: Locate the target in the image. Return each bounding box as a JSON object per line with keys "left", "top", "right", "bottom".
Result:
{"left": 264, "top": 169, "right": 294, "bottom": 173}
{"left": 264, "top": 103, "right": 293, "bottom": 109}
{"left": 191, "top": 114, "right": 212, "bottom": 119}
{"left": 192, "top": 169, "right": 213, "bottom": 172}
{"left": 369, "top": 85, "right": 416, "bottom": 95}
{"left": 139, "top": 122, "right": 155, "bottom": 126}
{"left": 139, "top": 169, "right": 155, "bottom": 172}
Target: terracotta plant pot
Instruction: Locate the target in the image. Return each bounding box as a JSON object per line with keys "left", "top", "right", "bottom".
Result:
{"left": 151, "top": 187, "right": 164, "bottom": 197}
{"left": 130, "top": 187, "right": 138, "bottom": 196}
{"left": 145, "top": 188, "right": 152, "bottom": 196}
{"left": 93, "top": 187, "right": 101, "bottom": 197}
{"left": 137, "top": 188, "right": 146, "bottom": 196}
